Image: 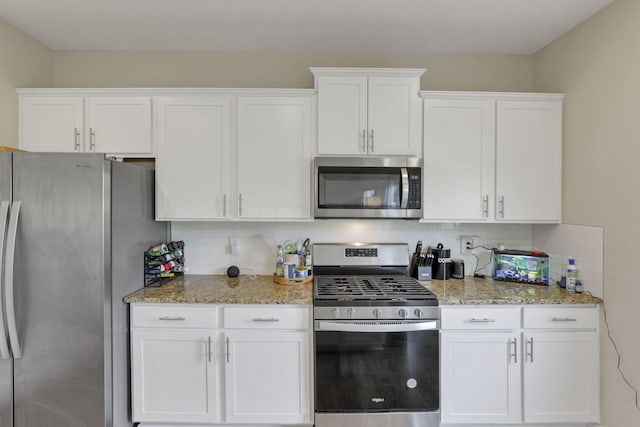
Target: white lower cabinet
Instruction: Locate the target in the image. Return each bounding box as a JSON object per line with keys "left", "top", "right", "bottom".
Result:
{"left": 224, "top": 330, "right": 311, "bottom": 424}
{"left": 130, "top": 304, "right": 312, "bottom": 426}
{"left": 131, "top": 328, "right": 221, "bottom": 423}
{"left": 441, "top": 332, "right": 521, "bottom": 423}
{"left": 440, "top": 305, "right": 599, "bottom": 426}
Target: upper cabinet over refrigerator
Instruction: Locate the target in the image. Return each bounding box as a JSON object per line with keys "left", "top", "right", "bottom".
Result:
{"left": 311, "top": 68, "right": 425, "bottom": 157}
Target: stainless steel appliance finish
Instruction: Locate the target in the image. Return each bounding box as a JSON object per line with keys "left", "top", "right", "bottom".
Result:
{"left": 314, "top": 156, "right": 422, "bottom": 219}
{"left": 313, "top": 243, "right": 440, "bottom": 427}
{"left": 0, "top": 152, "right": 167, "bottom": 427}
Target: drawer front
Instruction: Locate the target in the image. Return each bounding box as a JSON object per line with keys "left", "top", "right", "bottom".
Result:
{"left": 131, "top": 304, "right": 218, "bottom": 328}
{"left": 523, "top": 306, "right": 597, "bottom": 330}
{"left": 441, "top": 306, "right": 520, "bottom": 330}
{"left": 224, "top": 306, "right": 310, "bottom": 330}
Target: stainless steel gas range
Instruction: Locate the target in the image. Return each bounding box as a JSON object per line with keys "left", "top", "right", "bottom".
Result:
{"left": 312, "top": 243, "right": 440, "bottom": 427}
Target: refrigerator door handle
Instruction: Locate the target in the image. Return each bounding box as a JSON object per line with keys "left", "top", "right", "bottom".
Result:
{"left": 0, "top": 201, "right": 11, "bottom": 359}
{"left": 5, "top": 201, "right": 22, "bottom": 358}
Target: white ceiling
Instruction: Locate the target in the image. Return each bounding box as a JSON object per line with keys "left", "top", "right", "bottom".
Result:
{"left": 0, "top": 0, "right": 614, "bottom": 54}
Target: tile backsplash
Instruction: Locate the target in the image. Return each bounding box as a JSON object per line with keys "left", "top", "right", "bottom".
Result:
{"left": 171, "top": 220, "right": 537, "bottom": 277}
{"left": 532, "top": 223, "right": 604, "bottom": 299}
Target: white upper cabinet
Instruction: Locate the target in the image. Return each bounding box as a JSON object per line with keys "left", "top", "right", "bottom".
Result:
{"left": 19, "top": 91, "right": 153, "bottom": 157}
{"left": 421, "top": 92, "right": 564, "bottom": 223}
{"left": 236, "top": 96, "right": 313, "bottom": 220}
{"left": 496, "top": 100, "right": 563, "bottom": 222}
{"left": 19, "top": 96, "right": 84, "bottom": 152}
{"left": 423, "top": 97, "right": 495, "bottom": 221}
{"left": 155, "top": 96, "right": 233, "bottom": 220}
{"left": 312, "top": 68, "right": 424, "bottom": 156}
{"left": 85, "top": 97, "right": 152, "bottom": 155}
{"left": 154, "top": 90, "right": 315, "bottom": 221}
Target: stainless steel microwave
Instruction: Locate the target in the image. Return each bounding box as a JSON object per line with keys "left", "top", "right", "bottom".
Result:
{"left": 314, "top": 157, "right": 422, "bottom": 219}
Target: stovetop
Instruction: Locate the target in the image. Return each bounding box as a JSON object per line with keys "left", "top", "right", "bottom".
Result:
{"left": 314, "top": 275, "right": 436, "bottom": 302}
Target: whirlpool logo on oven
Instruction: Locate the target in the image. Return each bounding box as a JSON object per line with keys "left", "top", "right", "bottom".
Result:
{"left": 371, "top": 397, "right": 385, "bottom": 403}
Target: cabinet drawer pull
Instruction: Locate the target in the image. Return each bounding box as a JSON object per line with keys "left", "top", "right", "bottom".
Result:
{"left": 468, "top": 318, "right": 496, "bottom": 323}
{"left": 158, "top": 316, "right": 186, "bottom": 321}
{"left": 74, "top": 128, "right": 81, "bottom": 151}
{"left": 527, "top": 337, "right": 534, "bottom": 362}
{"left": 498, "top": 196, "right": 505, "bottom": 218}
{"left": 361, "top": 129, "right": 366, "bottom": 152}
{"left": 482, "top": 195, "right": 489, "bottom": 217}
{"left": 207, "top": 336, "right": 212, "bottom": 363}
{"left": 252, "top": 317, "right": 280, "bottom": 322}
{"left": 551, "top": 317, "right": 578, "bottom": 322}
{"left": 369, "top": 129, "right": 375, "bottom": 152}
{"left": 89, "top": 128, "right": 96, "bottom": 151}
{"left": 510, "top": 337, "right": 518, "bottom": 363}
{"left": 226, "top": 337, "right": 230, "bottom": 363}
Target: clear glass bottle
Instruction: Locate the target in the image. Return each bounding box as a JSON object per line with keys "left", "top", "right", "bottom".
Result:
{"left": 275, "top": 244, "right": 285, "bottom": 277}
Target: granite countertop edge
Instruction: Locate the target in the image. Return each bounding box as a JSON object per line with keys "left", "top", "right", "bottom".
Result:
{"left": 123, "top": 275, "right": 603, "bottom": 306}
{"left": 124, "top": 274, "right": 313, "bottom": 305}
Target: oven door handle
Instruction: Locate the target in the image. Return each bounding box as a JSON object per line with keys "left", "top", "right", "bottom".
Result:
{"left": 315, "top": 320, "right": 439, "bottom": 333}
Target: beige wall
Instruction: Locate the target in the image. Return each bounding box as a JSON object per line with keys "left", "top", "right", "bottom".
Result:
{"left": 0, "top": 18, "right": 52, "bottom": 147}
{"left": 52, "top": 50, "right": 533, "bottom": 91}
{"left": 534, "top": 0, "right": 640, "bottom": 425}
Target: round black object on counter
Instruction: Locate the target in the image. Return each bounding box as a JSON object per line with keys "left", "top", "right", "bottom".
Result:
{"left": 226, "top": 265, "right": 240, "bottom": 277}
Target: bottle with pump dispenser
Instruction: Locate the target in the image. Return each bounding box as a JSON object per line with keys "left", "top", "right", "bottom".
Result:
{"left": 566, "top": 257, "right": 578, "bottom": 291}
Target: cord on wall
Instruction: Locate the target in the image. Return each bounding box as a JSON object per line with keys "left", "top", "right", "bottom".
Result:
{"left": 600, "top": 299, "right": 640, "bottom": 411}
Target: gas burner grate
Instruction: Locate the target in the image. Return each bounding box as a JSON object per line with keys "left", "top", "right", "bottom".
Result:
{"left": 314, "top": 275, "right": 436, "bottom": 301}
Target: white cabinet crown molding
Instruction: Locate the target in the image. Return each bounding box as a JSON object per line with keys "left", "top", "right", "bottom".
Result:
{"left": 420, "top": 90, "right": 565, "bottom": 101}
{"left": 16, "top": 88, "right": 317, "bottom": 97}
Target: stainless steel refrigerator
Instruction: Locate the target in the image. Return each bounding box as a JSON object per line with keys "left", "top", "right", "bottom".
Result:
{"left": 0, "top": 152, "right": 167, "bottom": 427}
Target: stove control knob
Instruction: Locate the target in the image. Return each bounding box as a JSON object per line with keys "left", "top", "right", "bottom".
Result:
{"left": 414, "top": 308, "right": 423, "bottom": 318}
{"left": 346, "top": 308, "right": 355, "bottom": 318}
{"left": 398, "top": 309, "right": 408, "bottom": 319}
{"left": 331, "top": 308, "right": 341, "bottom": 319}
{"left": 373, "top": 308, "right": 381, "bottom": 318}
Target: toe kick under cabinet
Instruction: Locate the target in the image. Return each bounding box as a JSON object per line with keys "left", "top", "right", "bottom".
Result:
{"left": 440, "top": 305, "right": 600, "bottom": 426}
{"left": 130, "top": 304, "right": 313, "bottom": 426}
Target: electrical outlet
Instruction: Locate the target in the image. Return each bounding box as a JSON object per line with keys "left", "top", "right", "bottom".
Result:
{"left": 460, "top": 235, "right": 475, "bottom": 254}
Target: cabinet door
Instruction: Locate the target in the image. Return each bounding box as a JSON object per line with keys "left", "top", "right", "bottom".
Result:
{"left": 423, "top": 98, "right": 495, "bottom": 221}
{"left": 236, "top": 97, "right": 312, "bottom": 219}
{"left": 523, "top": 331, "right": 599, "bottom": 423}
{"left": 20, "top": 97, "right": 84, "bottom": 152}
{"left": 440, "top": 332, "right": 520, "bottom": 424}
{"left": 225, "top": 330, "right": 311, "bottom": 424}
{"left": 368, "top": 76, "right": 421, "bottom": 156}
{"left": 155, "top": 97, "right": 232, "bottom": 220}
{"left": 131, "top": 329, "right": 220, "bottom": 424}
{"left": 496, "top": 100, "right": 562, "bottom": 222}
{"left": 85, "top": 97, "right": 152, "bottom": 155}
{"left": 316, "top": 76, "right": 368, "bottom": 155}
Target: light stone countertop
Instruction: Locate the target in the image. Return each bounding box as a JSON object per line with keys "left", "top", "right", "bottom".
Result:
{"left": 124, "top": 274, "right": 312, "bottom": 305}
{"left": 423, "top": 277, "right": 603, "bottom": 305}
{"left": 124, "top": 274, "right": 602, "bottom": 306}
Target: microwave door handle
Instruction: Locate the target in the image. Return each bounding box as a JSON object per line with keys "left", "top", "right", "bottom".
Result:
{"left": 400, "top": 167, "right": 409, "bottom": 209}
{"left": 0, "top": 201, "right": 11, "bottom": 359}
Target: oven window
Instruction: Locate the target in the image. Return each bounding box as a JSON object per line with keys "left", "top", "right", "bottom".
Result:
{"left": 315, "top": 329, "right": 439, "bottom": 412}
{"left": 317, "top": 167, "right": 401, "bottom": 209}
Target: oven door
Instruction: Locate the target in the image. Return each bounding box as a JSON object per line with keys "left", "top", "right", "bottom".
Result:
{"left": 314, "top": 320, "right": 439, "bottom": 413}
